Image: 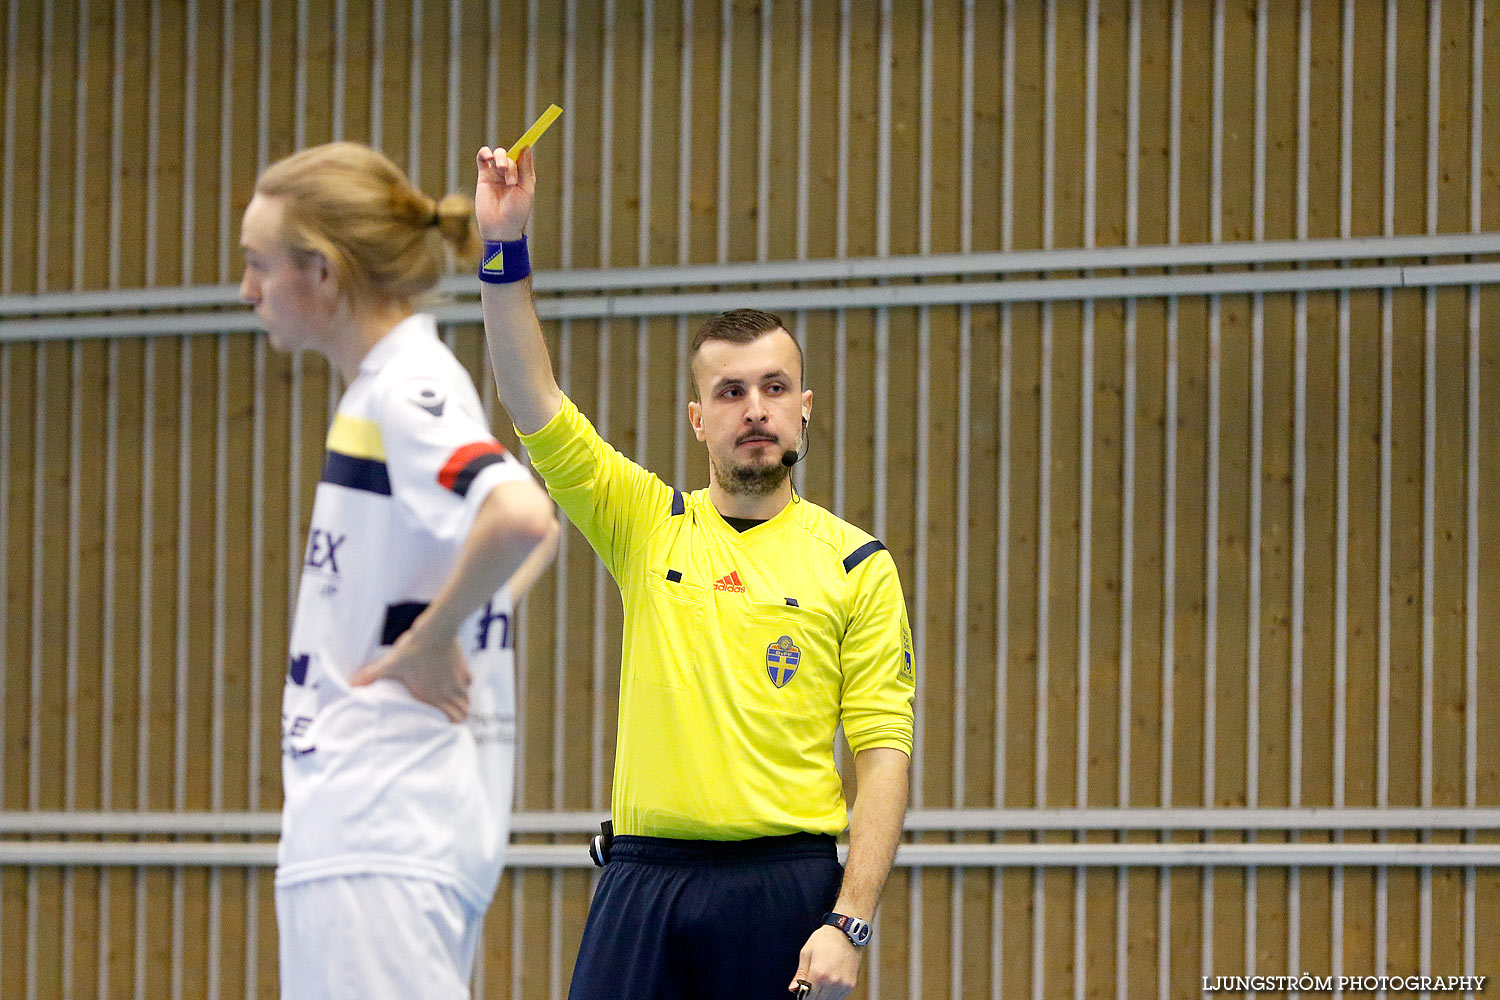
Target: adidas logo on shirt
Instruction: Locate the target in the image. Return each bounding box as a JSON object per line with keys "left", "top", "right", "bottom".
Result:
{"left": 713, "top": 570, "right": 747, "bottom": 593}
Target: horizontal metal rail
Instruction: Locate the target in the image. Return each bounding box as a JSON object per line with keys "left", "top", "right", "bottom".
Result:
{"left": 2, "top": 841, "right": 1498, "bottom": 869}
{"left": 3, "top": 807, "right": 1499, "bottom": 837}
{"left": 3, "top": 259, "right": 1499, "bottom": 343}
{"left": 2, "top": 231, "right": 1496, "bottom": 318}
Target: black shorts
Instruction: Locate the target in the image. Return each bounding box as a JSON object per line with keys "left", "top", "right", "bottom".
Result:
{"left": 567, "top": 833, "right": 843, "bottom": 1000}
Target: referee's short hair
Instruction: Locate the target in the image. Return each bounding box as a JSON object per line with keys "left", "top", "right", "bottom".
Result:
{"left": 689, "top": 309, "right": 803, "bottom": 398}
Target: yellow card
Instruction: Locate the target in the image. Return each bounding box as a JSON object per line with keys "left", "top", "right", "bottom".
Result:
{"left": 507, "top": 104, "right": 563, "bottom": 157}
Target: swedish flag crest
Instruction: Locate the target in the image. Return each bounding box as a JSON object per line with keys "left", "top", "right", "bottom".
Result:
{"left": 765, "top": 634, "right": 801, "bottom": 688}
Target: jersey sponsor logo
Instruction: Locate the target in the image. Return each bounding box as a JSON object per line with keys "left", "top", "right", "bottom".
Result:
{"left": 475, "top": 599, "right": 512, "bottom": 651}
{"left": 305, "top": 528, "right": 346, "bottom": 575}
{"left": 766, "top": 634, "right": 801, "bottom": 688}
{"left": 713, "top": 570, "right": 747, "bottom": 593}
{"left": 407, "top": 379, "right": 447, "bottom": 418}
{"left": 900, "top": 622, "right": 915, "bottom": 682}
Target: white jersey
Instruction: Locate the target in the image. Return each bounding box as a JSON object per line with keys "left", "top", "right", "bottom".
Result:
{"left": 276, "top": 314, "right": 534, "bottom": 911}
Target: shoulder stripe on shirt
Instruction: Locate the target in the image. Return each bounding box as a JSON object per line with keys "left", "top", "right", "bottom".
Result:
{"left": 842, "top": 539, "right": 887, "bottom": 573}
{"left": 671, "top": 491, "right": 685, "bottom": 516}
{"left": 321, "top": 450, "right": 392, "bottom": 495}
{"left": 438, "top": 441, "right": 510, "bottom": 497}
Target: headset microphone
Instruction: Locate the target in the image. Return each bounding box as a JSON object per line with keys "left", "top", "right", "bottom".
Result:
{"left": 781, "top": 416, "right": 810, "bottom": 468}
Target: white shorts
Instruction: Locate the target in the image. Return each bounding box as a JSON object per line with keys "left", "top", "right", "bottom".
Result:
{"left": 276, "top": 874, "right": 483, "bottom": 1000}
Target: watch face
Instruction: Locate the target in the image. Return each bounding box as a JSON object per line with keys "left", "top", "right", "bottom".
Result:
{"left": 849, "top": 919, "right": 871, "bottom": 946}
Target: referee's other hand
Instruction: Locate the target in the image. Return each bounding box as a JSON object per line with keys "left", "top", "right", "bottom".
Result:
{"left": 788, "top": 925, "right": 861, "bottom": 1000}
{"left": 351, "top": 632, "right": 472, "bottom": 723}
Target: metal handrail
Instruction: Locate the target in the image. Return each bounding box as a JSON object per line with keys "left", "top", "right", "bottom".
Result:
{"left": 3, "top": 259, "right": 1498, "bottom": 343}
{"left": 3, "top": 807, "right": 1497, "bottom": 836}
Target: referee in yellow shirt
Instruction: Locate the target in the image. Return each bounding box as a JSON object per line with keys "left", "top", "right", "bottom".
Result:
{"left": 474, "top": 144, "right": 915, "bottom": 1000}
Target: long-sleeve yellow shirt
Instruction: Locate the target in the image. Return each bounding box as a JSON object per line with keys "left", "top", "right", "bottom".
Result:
{"left": 520, "top": 395, "right": 916, "bottom": 840}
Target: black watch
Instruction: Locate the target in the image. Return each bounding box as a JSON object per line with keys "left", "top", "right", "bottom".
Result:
{"left": 822, "top": 911, "right": 872, "bottom": 948}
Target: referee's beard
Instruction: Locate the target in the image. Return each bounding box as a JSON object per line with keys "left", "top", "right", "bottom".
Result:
{"left": 711, "top": 453, "right": 789, "bottom": 498}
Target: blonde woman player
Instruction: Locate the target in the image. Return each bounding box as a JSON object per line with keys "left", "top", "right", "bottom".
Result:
{"left": 239, "top": 142, "right": 559, "bottom": 999}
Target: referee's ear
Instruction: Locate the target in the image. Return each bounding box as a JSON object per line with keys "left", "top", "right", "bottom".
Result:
{"left": 687, "top": 399, "right": 707, "bottom": 442}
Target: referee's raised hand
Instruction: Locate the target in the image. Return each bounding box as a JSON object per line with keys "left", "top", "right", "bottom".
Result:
{"left": 475, "top": 144, "right": 535, "bottom": 243}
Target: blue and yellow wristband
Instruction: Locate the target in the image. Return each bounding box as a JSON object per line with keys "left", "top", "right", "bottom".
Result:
{"left": 478, "top": 236, "right": 531, "bottom": 284}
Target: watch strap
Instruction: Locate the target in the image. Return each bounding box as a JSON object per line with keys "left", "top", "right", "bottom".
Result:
{"left": 822, "top": 911, "right": 872, "bottom": 947}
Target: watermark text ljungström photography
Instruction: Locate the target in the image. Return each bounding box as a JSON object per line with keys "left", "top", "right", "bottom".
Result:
{"left": 1202, "top": 974, "right": 1486, "bottom": 993}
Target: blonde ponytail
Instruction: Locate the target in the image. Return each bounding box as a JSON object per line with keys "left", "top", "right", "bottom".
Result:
{"left": 255, "top": 142, "right": 478, "bottom": 308}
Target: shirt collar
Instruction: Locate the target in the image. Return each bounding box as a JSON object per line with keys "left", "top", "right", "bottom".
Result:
{"left": 356, "top": 312, "right": 437, "bottom": 376}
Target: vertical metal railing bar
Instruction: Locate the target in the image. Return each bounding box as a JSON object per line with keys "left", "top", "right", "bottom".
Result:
{"left": 25, "top": 355, "right": 41, "bottom": 1000}
{"left": 790, "top": 0, "right": 809, "bottom": 496}
{"left": 511, "top": 7, "right": 537, "bottom": 996}
{"left": 209, "top": 335, "right": 231, "bottom": 1000}
{"left": 407, "top": 0, "right": 424, "bottom": 184}
{"left": 108, "top": 0, "right": 125, "bottom": 291}
{"left": 951, "top": 0, "right": 975, "bottom": 994}
{"left": 444, "top": 0, "right": 460, "bottom": 195}
{"left": 132, "top": 330, "right": 157, "bottom": 1000}
{"left": 872, "top": 0, "right": 891, "bottom": 549}
{"left": 1290, "top": 3, "right": 1314, "bottom": 989}
{"left": 1419, "top": 2, "right": 1442, "bottom": 985}
{"left": 796, "top": 0, "right": 811, "bottom": 265}
{"left": 98, "top": 347, "right": 116, "bottom": 1000}
{"left": 909, "top": 6, "right": 934, "bottom": 990}
{"left": 218, "top": 1, "right": 235, "bottom": 283}
{"left": 33, "top": 0, "right": 51, "bottom": 295}
{"left": 1159, "top": 4, "right": 1183, "bottom": 996}
{"left": 1288, "top": 3, "right": 1313, "bottom": 987}
{"left": 0, "top": 351, "right": 8, "bottom": 1000}
{"left": 673, "top": 0, "right": 693, "bottom": 492}
{"left": 635, "top": 0, "right": 654, "bottom": 473}
{"left": 1076, "top": 3, "right": 1100, "bottom": 997}
{"left": 1205, "top": 0, "right": 1226, "bottom": 988}
{"left": 280, "top": 0, "right": 306, "bottom": 698}
{"left": 826, "top": 0, "right": 854, "bottom": 491}
{"left": 831, "top": 0, "right": 849, "bottom": 524}
{"left": 870, "top": 4, "right": 894, "bottom": 993}
{"left": 293, "top": 0, "right": 308, "bottom": 150}
{"left": 1118, "top": 2, "right": 1141, "bottom": 997}
{"left": 715, "top": 0, "right": 731, "bottom": 266}
{"left": 482, "top": 0, "right": 498, "bottom": 153}
{"left": 995, "top": 4, "right": 1016, "bottom": 994}
{"left": 0, "top": 0, "right": 18, "bottom": 295}
{"left": 1376, "top": 0, "right": 1396, "bottom": 974}
{"left": 755, "top": 0, "right": 770, "bottom": 262}
{"left": 1333, "top": 3, "right": 1355, "bottom": 991}
{"left": 1464, "top": 3, "right": 1483, "bottom": 992}
{"left": 71, "top": 0, "right": 90, "bottom": 291}
{"left": 369, "top": 0, "right": 385, "bottom": 151}
{"left": 63, "top": 349, "right": 82, "bottom": 1000}
{"left": 1034, "top": 2, "right": 1058, "bottom": 994}
{"left": 171, "top": 339, "right": 194, "bottom": 1000}
{"left": 24, "top": 6, "right": 52, "bottom": 997}
{"left": 66, "top": 7, "right": 90, "bottom": 993}
{"left": 245, "top": 335, "right": 266, "bottom": 1000}
{"left": 255, "top": 0, "right": 270, "bottom": 171}
{"left": 331, "top": 0, "right": 347, "bottom": 140}
{"left": 549, "top": 5, "right": 577, "bottom": 995}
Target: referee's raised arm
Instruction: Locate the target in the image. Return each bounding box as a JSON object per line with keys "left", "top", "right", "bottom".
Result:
{"left": 474, "top": 144, "right": 563, "bottom": 435}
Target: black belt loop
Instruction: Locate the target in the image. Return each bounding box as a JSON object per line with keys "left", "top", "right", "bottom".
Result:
{"left": 589, "top": 820, "right": 614, "bottom": 867}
